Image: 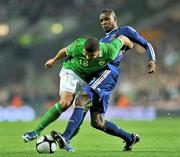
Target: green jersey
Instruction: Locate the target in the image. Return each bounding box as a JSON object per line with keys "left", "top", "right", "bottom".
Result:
{"left": 63, "top": 38, "right": 123, "bottom": 81}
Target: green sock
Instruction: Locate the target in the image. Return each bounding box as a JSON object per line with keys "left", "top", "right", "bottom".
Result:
{"left": 34, "top": 102, "right": 64, "bottom": 135}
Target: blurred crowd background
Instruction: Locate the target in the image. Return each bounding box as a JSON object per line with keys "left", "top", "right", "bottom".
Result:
{"left": 0, "top": 0, "right": 179, "bottom": 118}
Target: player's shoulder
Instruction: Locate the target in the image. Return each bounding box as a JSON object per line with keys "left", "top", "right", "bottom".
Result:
{"left": 74, "top": 38, "right": 86, "bottom": 47}
{"left": 72, "top": 38, "right": 85, "bottom": 55}
{"left": 75, "top": 38, "right": 86, "bottom": 43}
{"left": 118, "top": 26, "right": 137, "bottom": 33}
{"left": 99, "top": 41, "right": 107, "bottom": 50}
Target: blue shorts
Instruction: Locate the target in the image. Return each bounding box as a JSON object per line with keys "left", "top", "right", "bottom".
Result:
{"left": 84, "top": 64, "right": 120, "bottom": 113}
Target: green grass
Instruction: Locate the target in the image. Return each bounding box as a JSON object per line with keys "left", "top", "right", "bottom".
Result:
{"left": 0, "top": 118, "right": 180, "bottom": 157}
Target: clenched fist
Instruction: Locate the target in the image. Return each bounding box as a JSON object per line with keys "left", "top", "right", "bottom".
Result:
{"left": 148, "top": 60, "right": 156, "bottom": 73}
{"left": 45, "top": 59, "right": 55, "bottom": 69}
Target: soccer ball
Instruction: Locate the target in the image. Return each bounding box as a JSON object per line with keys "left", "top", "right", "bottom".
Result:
{"left": 36, "top": 135, "right": 57, "bottom": 154}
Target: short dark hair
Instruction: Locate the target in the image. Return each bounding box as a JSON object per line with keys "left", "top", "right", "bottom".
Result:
{"left": 101, "top": 9, "right": 117, "bottom": 18}
{"left": 84, "top": 37, "right": 100, "bottom": 53}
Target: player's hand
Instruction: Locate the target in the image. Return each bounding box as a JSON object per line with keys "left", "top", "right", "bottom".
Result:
{"left": 45, "top": 59, "right": 55, "bottom": 69}
{"left": 148, "top": 60, "right": 156, "bottom": 73}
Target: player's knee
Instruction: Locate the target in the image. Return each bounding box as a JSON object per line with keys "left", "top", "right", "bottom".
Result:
{"left": 60, "top": 95, "right": 74, "bottom": 109}
{"left": 91, "top": 119, "right": 105, "bottom": 130}
{"left": 75, "top": 94, "right": 90, "bottom": 107}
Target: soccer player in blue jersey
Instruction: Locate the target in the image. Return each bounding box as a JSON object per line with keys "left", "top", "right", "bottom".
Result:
{"left": 51, "top": 9, "right": 156, "bottom": 152}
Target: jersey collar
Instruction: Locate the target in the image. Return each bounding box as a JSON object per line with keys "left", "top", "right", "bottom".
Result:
{"left": 105, "top": 27, "right": 119, "bottom": 35}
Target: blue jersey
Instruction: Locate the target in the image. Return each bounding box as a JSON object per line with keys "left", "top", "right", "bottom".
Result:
{"left": 101, "top": 26, "right": 155, "bottom": 69}
{"left": 85, "top": 26, "right": 156, "bottom": 113}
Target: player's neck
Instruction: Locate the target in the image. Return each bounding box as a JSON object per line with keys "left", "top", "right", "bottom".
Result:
{"left": 106, "top": 26, "right": 118, "bottom": 35}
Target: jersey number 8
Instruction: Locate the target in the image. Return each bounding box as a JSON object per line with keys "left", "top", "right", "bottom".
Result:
{"left": 79, "top": 59, "right": 88, "bottom": 66}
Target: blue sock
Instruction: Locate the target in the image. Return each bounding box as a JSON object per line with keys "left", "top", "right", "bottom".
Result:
{"left": 104, "top": 121, "right": 132, "bottom": 142}
{"left": 62, "top": 107, "right": 84, "bottom": 141}
{"left": 69, "top": 111, "right": 87, "bottom": 140}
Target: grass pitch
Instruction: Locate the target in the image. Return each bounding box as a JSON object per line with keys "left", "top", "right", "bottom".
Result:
{"left": 0, "top": 118, "right": 180, "bottom": 157}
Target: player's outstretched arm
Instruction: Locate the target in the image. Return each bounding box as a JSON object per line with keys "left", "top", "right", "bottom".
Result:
{"left": 45, "top": 47, "right": 67, "bottom": 69}
{"left": 148, "top": 60, "right": 156, "bottom": 73}
{"left": 118, "top": 35, "right": 133, "bottom": 49}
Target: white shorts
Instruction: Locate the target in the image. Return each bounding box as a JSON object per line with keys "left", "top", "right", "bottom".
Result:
{"left": 59, "top": 68, "right": 87, "bottom": 95}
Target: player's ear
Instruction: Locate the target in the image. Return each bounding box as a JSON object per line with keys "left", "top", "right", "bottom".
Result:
{"left": 114, "top": 16, "right": 117, "bottom": 23}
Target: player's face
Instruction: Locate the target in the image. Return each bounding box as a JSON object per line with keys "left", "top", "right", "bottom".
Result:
{"left": 100, "top": 13, "right": 117, "bottom": 33}
{"left": 85, "top": 50, "right": 100, "bottom": 60}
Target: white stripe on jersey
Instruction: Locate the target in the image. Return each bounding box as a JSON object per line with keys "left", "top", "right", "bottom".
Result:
{"left": 147, "top": 43, "right": 155, "bottom": 61}
{"left": 91, "top": 70, "right": 111, "bottom": 90}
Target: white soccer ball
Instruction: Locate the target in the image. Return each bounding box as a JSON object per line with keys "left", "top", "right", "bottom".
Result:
{"left": 36, "top": 135, "right": 57, "bottom": 154}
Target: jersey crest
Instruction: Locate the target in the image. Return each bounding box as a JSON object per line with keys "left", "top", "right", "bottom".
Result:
{"left": 99, "top": 61, "right": 106, "bottom": 65}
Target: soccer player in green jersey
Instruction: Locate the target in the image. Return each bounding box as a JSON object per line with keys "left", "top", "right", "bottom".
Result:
{"left": 22, "top": 35, "right": 133, "bottom": 142}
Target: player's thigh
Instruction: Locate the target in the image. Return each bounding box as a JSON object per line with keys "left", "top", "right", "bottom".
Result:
{"left": 74, "top": 93, "right": 91, "bottom": 107}
{"left": 59, "top": 91, "right": 74, "bottom": 107}
{"left": 59, "top": 68, "right": 87, "bottom": 95}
